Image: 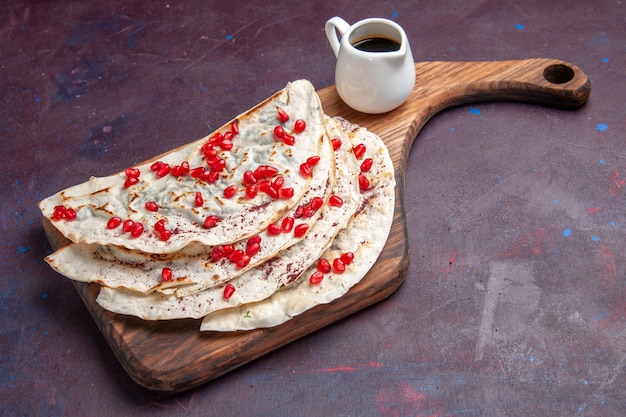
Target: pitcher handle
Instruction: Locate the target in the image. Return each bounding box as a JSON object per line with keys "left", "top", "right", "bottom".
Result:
{"left": 325, "top": 17, "right": 350, "bottom": 57}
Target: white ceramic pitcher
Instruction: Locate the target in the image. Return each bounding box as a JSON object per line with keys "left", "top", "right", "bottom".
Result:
{"left": 325, "top": 16, "right": 415, "bottom": 114}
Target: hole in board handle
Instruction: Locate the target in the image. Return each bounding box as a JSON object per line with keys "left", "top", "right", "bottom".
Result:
{"left": 543, "top": 64, "right": 575, "bottom": 84}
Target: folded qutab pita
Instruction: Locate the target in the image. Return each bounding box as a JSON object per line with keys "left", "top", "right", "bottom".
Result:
{"left": 40, "top": 80, "right": 326, "bottom": 254}
{"left": 41, "top": 80, "right": 395, "bottom": 332}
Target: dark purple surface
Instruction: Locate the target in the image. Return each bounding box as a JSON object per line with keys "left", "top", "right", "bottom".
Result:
{"left": 2, "top": 1, "right": 625, "bottom": 416}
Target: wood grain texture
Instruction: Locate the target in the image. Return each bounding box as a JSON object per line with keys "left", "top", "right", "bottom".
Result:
{"left": 43, "top": 59, "right": 590, "bottom": 392}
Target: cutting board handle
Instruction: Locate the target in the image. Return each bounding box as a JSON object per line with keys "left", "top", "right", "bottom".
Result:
{"left": 415, "top": 58, "right": 591, "bottom": 112}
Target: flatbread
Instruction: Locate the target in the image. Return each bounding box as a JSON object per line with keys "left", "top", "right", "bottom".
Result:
{"left": 45, "top": 124, "right": 336, "bottom": 295}
{"left": 95, "top": 116, "right": 363, "bottom": 318}
{"left": 199, "top": 118, "right": 395, "bottom": 331}
{"left": 39, "top": 80, "right": 325, "bottom": 254}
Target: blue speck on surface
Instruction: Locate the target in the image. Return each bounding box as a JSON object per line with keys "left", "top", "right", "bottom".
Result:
{"left": 391, "top": 12, "right": 399, "bottom": 19}
{"left": 596, "top": 123, "right": 608, "bottom": 132}
{"left": 529, "top": 356, "right": 535, "bottom": 363}
{"left": 600, "top": 159, "right": 605, "bottom": 164}
{"left": 42, "top": 293, "right": 50, "bottom": 299}
{"left": 226, "top": 34, "right": 233, "bottom": 40}
{"left": 515, "top": 23, "right": 525, "bottom": 30}
{"left": 553, "top": 199, "right": 559, "bottom": 204}
{"left": 602, "top": 57, "right": 609, "bottom": 63}
{"left": 563, "top": 228, "right": 572, "bottom": 237}
{"left": 591, "top": 235, "right": 600, "bottom": 241}
{"left": 469, "top": 107, "right": 481, "bottom": 115}
{"left": 584, "top": 379, "right": 589, "bottom": 385}
{"left": 610, "top": 221, "right": 615, "bottom": 226}
{"left": 18, "top": 246, "right": 29, "bottom": 253}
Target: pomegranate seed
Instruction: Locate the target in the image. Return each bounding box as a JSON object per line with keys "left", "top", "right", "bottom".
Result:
{"left": 190, "top": 167, "right": 205, "bottom": 178}
{"left": 294, "top": 119, "right": 306, "bottom": 133}
{"left": 276, "top": 107, "right": 289, "bottom": 123}
{"left": 294, "top": 223, "right": 309, "bottom": 237}
{"left": 154, "top": 219, "right": 166, "bottom": 232}
{"left": 201, "top": 142, "right": 214, "bottom": 153}
{"left": 317, "top": 258, "right": 331, "bottom": 273}
{"left": 211, "top": 245, "right": 225, "bottom": 262}
{"left": 223, "top": 185, "right": 238, "bottom": 199}
{"left": 170, "top": 161, "right": 189, "bottom": 177}
{"left": 360, "top": 158, "right": 373, "bottom": 172}
{"left": 264, "top": 186, "right": 279, "bottom": 200}
{"left": 159, "top": 229, "right": 172, "bottom": 241}
{"left": 306, "top": 156, "right": 320, "bottom": 166}
{"left": 294, "top": 205, "right": 304, "bottom": 218}
{"left": 206, "top": 170, "right": 219, "bottom": 183}
{"left": 223, "top": 244, "right": 234, "bottom": 257}
{"left": 254, "top": 165, "right": 278, "bottom": 179}
{"left": 340, "top": 252, "right": 355, "bottom": 265}
{"left": 273, "top": 125, "right": 285, "bottom": 139}
{"left": 130, "top": 222, "right": 144, "bottom": 238}
{"left": 231, "top": 121, "right": 239, "bottom": 135}
{"left": 150, "top": 161, "right": 163, "bottom": 172}
{"left": 247, "top": 235, "right": 262, "bottom": 246}
{"left": 229, "top": 249, "right": 244, "bottom": 263}
{"left": 220, "top": 139, "right": 233, "bottom": 151}
{"left": 282, "top": 134, "right": 295, "bottom": 146}
{"left": 257, "top": 180, "right": 272, "bottom": 193}
{"left": 204, "top": 149, "right": 218, "bottom": 164}
{"left": 195, "top": 192, "right": 203, "bottom": 207}
{"left": 204, "top": 215, "right": 221, "bottom": 229}
{"left": 331, "top": 138, "right": 342, "bottom": 150}
{"left": 272, "top": 175, "right": 284, "bottom": 190}
{"left": 267, "top": 223, "right": 282, "bottom": 235}
{"left": 63, "top": 208, "right": 77, "bottom": 220}
{"left": 309, "top": 270, "right": 324, "bottom": 285}
{"left": 333, "top": 258, "right": 346, "bottom": 273}
{"left": 329, "top": 195, "right": 343, "bottom": 207}
{"left": 145, "top": 201, "right": 159, "bottom": 212}
{"left": 352, "top": 143, "right": 367, "bottom": 159}
{"left": 156, "top": 164, "right": 171, "bottom": 178}
{"left": 52, "top": 206, "right": 66, "bottom": 221}
{"left": 299, "top": 163, "right": 313, "bottom": 177}
{"left": 310, "top": 197, "right": 324, "bottom": 211}
{"left": 246, "top": 241, "right": 261, "bottom": 257}
{"left": 245, "top": 185, "right": 258, "bottom": 199}
{"left": 223, "top": 283, "right": 236, "bottom": 300}
{"left": 223, "top": 131, "right": 234, "bottom": 142}
{"left": 278, "top": 187, "right": 294, "bottom": 199}
{"left": 209, "top": 133, "right": 223, "bottom": 145}
{"left": 107, "top": 217, "right": 122, "bottom": 229}
{"left": 122, "top": 219, "right": 135, "bottom": 233}
{"left": 124, "top": 176, "right": 139, "bottom": 188}
{"left": 125, "top": 167, "right": 140, "bottom": 178}
{"left": 243, "top": 170, "right": 257, "bottom": 185}
{"left": 281, "top": 216, "right": 294, "bottom": 233}
{"left": 358, "top": 173, "right": 370, "bottom": 191}
{"left": 212, "top": 158, "right": 226, "bottom": 172}
{"left": 170, "top": 164, "right": 187, "bottom": 176}
{"left": 161, "top": 268, "right": 173, "bottom": 282}
{"left": 302, "top": 205, "right": 314, "bottom": 218}
{"left": 236, "top": 255, "right": 251, "bottom": 269}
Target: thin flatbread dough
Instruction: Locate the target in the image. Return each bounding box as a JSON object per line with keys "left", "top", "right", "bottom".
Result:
{"left": 39, "top": 80, "right": 325, "bottom": 254}
{"left": 95, "top": 116, "right": 362, "bottom": 318}
{"left": 45, "top": 125, "right": 336, "bottom": 295}
{"left": 199, "top": 118, "right": 395, "bottom": 331}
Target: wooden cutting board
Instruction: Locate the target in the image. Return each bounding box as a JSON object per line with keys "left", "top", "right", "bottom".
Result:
{"left": 43, "top": 59, "right": 591, "bottom": 393}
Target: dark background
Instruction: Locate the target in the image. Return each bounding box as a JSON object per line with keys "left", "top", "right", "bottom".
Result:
{"left": 2, "top": 0, "right": 625, "bottom": 416}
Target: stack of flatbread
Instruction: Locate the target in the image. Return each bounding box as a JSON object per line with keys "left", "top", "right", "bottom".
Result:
{"left": 40, "top": 80, "right": 395, "bottom": 332}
